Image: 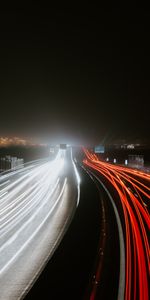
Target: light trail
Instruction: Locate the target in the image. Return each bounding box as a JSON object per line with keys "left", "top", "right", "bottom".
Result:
{"left": 83, "top": 148, "right": 149, "bottom": 300}
{"left": 0, "top": 148, "right": 80, "bottom": 300}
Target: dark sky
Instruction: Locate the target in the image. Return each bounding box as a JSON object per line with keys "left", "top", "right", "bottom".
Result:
{"left": 0, "top": 5, "right": 150, "bottom": 145}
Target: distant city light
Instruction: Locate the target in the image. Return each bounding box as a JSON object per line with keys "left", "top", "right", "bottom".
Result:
{"left": 0, "top": 137, "right": 46, "bottom": 147}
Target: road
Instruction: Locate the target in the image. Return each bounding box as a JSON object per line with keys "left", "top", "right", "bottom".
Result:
{"left": 0, "top": 148, "right": 80, "bottom": 300}
{"left": 25, "top": 165, "right": 102, "bottom": 300}
{"left": 83, "top": 148, "right": 150, "bottom": 300}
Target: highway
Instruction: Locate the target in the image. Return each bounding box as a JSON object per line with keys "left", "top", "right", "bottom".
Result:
{"left": 83, "top": 148, "right": 150, "bottom": 300}
{"left": 25, "top": 164, "right": 102, "bottom": 300}
{"left": 0, "top": 148, "right": 80, "bottom": 300}
{"left": 0, "top": 146, "right": 149, "bottom": 300}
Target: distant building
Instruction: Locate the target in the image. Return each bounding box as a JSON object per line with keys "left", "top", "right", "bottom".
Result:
{"left": 106, "top": 139, "right": 149, "bottom": 150}
{"left": 127, "top": 144, "right": 135, "bottom": 149}
{"left": 0, "top": 156, "right": 24, "bottom": 172}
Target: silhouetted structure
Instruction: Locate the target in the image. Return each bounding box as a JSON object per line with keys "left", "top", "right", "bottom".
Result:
{"left": 0, "top": 156, "right": 24, "bottom": 172}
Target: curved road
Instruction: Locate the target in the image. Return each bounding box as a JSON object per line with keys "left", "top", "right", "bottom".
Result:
{"left": 83, "top": 148, "right": 150, "bottom": 300}
{"left": 0, "top": 148, "right": 80, "bottom": 300}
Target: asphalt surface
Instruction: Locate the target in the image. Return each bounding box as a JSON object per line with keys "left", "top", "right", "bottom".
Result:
{"left": 0, "top": 150, "right": 124, "bottom": 300}
{"left": 0, "top": 149, "right": 79, "bottom": 300}
{"left": 85, "top": 168, "right": 121, "bottom": 300}
{"left": 25, "top": 164, "right": 122, "bottom": 300}
{"left": 24, "top": 165, "right": 101, "bottom": 300}
{"left": 83, "top": 150, "right": 150, "bottom": 300}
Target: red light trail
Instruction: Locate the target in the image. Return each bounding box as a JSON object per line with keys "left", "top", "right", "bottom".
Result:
{"left": 83, "top": 148, "right": 150, "bottom": 300}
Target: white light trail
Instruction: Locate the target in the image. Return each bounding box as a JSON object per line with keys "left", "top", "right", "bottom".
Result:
{"left": 0, "top": 147, "right": 80, "bottom": 300}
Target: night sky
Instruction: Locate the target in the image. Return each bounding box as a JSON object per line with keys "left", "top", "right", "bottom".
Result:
{"left": 0, "top": 5, "right": 150, "bottom": 145}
